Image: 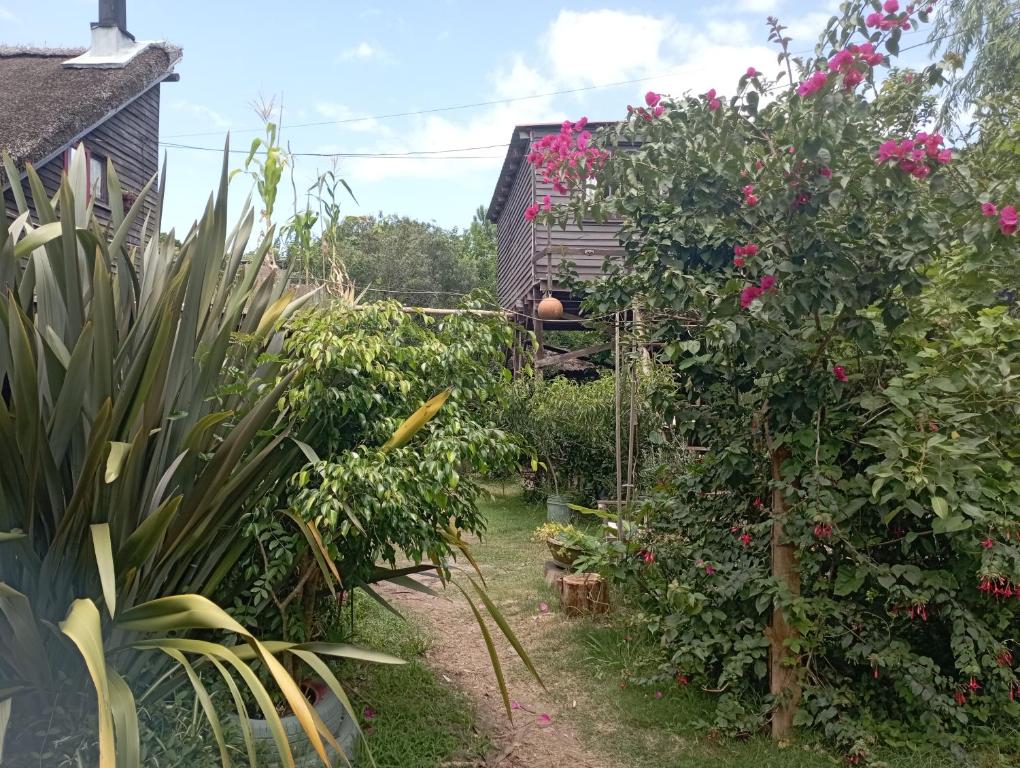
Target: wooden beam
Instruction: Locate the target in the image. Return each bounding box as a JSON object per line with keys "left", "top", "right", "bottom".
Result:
{"left": 535, "top": 342, "right": 611, "bottom": 368}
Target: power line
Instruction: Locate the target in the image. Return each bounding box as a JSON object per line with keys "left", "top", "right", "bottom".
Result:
{"left": 159, "top": 141, "right": 505, "bottom": 159}
{"left": 161, "top": 68, "right": 704, "bottom": 140}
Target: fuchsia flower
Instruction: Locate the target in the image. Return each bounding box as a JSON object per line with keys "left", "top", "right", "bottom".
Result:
{"left": 753, "top": 497, "right": 764, "bottom": 509}
{"left": 997, "top": 649, "right": 1014, "bottom": 667}
{"left": 746, "top": 67, "right": 760, "bottom": 77}
{"left": 833, "top": 365, "right": 849, "bottom": 382}
{"left": 645, "top": 90, "right": 661, "bottom": 107}
{"left": 981, "top": 202, "right": 998, "bottom": 217}
{"left": 967, "top": 677, "right": 982, "bottom": 693}
{"left": 739, "top": 532, "right": 752, "bottom": 548}
{"left": 981, "top": 538, "right": 995, "bottom": 549}
{"left": 796, "top": 71, "right": 828, "bottom": 97}
{"left": 954, "top": 689, "right": 968, "bottom": 706}
{"left": 814, "top": 523, "right": 833, "bottom": 539}
{"left": 1001, "top": 205, "right": 1018, "bottom": 235}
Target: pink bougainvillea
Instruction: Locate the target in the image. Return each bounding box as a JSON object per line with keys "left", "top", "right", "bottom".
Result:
{"left": 827, "top": 43, "right": 884, "bottom": 91}
{"left": 981, "top": 202, "right": 998, "bottom": 217}
{"left": 741, "top": 184, "right": 759, "bottom": 207}
{"left": 1000, "top": 205, "right": 1018, "bottom": 235}
{"left": 645, "top": 90, "right": 661, "bottom": 107}
{"left": 833, "top": 364, "right": 849, "bottom": 382}
{"left": 740, "top": 275, "right": 777, "bottom": 308}
{"left": 524, "top": 118, "right": 610, "bottom": 220}
{"left": 876, "top": 131, "right": 951, "bottom": 178}
{"left": 705, "top": 88, "right": 722, "bottom": 111}
{"left": 746, "top": 67, "right": 760, "bottom": 77}
{"left": 797, "top": 71, "right": 828, "bottom": 97}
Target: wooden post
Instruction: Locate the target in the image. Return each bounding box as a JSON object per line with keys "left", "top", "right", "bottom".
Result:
{"left": 767, "top": 445, "right": 801, "bottom": 740}
{"left": 534, "top": 317, "right": 544, "bottom": 381}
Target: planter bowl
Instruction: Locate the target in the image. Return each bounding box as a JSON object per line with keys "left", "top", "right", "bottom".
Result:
{"left": 244, "top": 679, "right": 360, "bottom": 767}
{"left": 546, "top": 536, "right": 585, "bottom": 567}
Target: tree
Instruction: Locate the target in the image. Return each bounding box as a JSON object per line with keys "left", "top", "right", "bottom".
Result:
{"left": 929, "top": 0, "right": 1020, "bottom": 127}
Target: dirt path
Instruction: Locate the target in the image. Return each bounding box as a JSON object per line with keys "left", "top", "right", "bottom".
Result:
{"left": 376, "top": 577, "right": 609, "bottom": 768}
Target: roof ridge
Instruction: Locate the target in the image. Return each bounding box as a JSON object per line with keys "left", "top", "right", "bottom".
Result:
{"left": 0, "top": 46, "right": 87, "bottom": 58}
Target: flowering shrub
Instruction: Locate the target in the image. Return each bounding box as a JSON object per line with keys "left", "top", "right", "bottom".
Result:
{"left": 550, "top": 0, "right": 1020, "bottom": 760}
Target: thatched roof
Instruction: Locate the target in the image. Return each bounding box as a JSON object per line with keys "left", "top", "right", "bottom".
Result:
{"left": 0, "top": 43, "right": 181, "bottom": 185}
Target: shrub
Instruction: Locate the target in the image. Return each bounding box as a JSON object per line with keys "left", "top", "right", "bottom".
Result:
{"left": 542, "top": 2, "right": 1019, "bottom": 760}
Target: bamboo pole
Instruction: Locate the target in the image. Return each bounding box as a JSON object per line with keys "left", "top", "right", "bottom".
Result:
{"left": 614, "top": 312, "right": 623, "bottom": 537}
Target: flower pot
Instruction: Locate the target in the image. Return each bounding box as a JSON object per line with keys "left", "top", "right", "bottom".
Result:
{"left": 245, "top": 678, "right": 360, "bottom": 767}
{"left": 537, "top": 295, "right": 564, "bottom": 320}
{"left": 546, "top": 536, "right": 585, "bottom": 567}
{"left": 546, "top": 493, "right": 571, "bottom": 523}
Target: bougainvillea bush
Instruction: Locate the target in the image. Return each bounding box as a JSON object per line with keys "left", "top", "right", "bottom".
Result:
{"left": 536, "top": 1, "right": 1020, "bottom": 761}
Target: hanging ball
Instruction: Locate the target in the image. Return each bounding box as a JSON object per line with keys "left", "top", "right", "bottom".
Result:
{"left": 537, "top": 295, "right": 564, "bottom": 320}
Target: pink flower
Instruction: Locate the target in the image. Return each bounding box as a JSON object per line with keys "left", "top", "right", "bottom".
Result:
{"left": 524, "top": 203, "right": 540, "bottom": 221}
{"left": 833, "top": 364, "right": 849, "bottom": 382}
{"left": 739, "top": 533, "right": 752, "bottom": 548}
{"left": 704, "top": 564, "right": 716, "bottom": 575}
{"left": 706, "top": 88, "right": 717, "bottom": 99}
{"left": 511, "top": 700, "right": 522, "bottom": 710}
{"left": 362, "top": 706, "right": 377, "bottom": 720}
{"left": 575, "top": 116, "right": 588, "bottom": 129}
{"left": 645, "top": 91, "right": 661, "bottom": 107}
{"left": 537, "top": 713, "right": 552, "bottom": 726}
{"left": 954, "top": 689, "right": 968, "bottom": 706}
{"left": 653, "top": 105, "right": 665, "bottom": 117}
{"left": 740, "top": 285, "right": 763, "bottom": 308}
{"left": 675, "top": 672, "right": 689, "bottom": 685}
{"left": 760, "top": 274, "right": 777, "bottom": 292}
{"left": 981, "top": 538, "right": 995, "bottom": 549}
{"left": 884, "top": 0, "right": 899, "bottom": 11}
{"left": 1000, "top": 205, "right": 1018, "bottom": 235}
{"left": 814, "top": 523, "right": 833, "bottom": 539}
{"left": 538, "top": 602, "right": 549, "bottom": 613}
{"left": 937, "top": 149, "right": 952, "bottom": 164}
{"left": 967, "top": 677, "right": 981, "bottom": 692}
{"left": 733, "top": 256, "right": 745, "bottom": 267}
{"left": 796, "top": 71, "right": 828, "bottom": 97}
{"left": 753, "top": 497, "right": 764, "bottom": 508}
{"left": 819, "top": 166, "right": 832, "bottom": 178}
{"left": 654, "top": 690, "right": 664, "bottom": 699}
{"left": 866, "top": 11, "right": 883, "bottom": 26}
{"left": 541, "top": 195, "right": 552, "bottom": 212}
{"left": 746, "top": 67, "right": 759, "bottom": 77}
{"left": 709, "top": 98, "right": 722, "bottom": 111}
{"left": 981, "top": 202, "right": 998, "bottom": 217}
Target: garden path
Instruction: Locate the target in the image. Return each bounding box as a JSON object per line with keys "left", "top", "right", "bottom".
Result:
{"left": 377, "top": 572, "right": 609, "bottom": 768}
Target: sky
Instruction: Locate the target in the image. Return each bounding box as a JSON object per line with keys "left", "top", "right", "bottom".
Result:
{"left": 0, "top": 0, "right": 938, "bottom": 236}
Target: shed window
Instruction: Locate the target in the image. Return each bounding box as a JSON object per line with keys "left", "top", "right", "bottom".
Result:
{"left": 63, "top": 144, "right": 108, "bottom": 204}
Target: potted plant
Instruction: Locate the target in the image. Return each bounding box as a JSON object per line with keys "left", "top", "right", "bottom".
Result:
{"left": 531, "top": 523, "right": 596, "bottom": 568}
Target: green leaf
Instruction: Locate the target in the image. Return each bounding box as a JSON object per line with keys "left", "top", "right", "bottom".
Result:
{"left": 59, "top": 599, "right": 115, "bottom": 768}
{"left": 834, "top": 568, "right": 866, "bottom": 596}
{"left": 931, "top": 496, "right": 949, "bottom": 519}
{"left": 91, "top": 524, "right": 117, "bottom": 618}
{"left": 13, "top": 222, "right": 62, "bottom": 260}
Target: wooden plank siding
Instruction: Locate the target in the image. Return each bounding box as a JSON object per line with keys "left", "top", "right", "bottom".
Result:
{"left": 3, "top": 84, "right": 162, "bottom": 250}
{"left": 490, "top": 124, "right": 626, "bottom": 322}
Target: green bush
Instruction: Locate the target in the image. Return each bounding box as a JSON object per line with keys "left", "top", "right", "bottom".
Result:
{"left": 542, "top": 2, "right": 1020, "bottom": 761}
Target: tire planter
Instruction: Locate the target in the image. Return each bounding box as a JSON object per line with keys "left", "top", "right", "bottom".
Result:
{"left": 546, "top": 536, "right": 584, "bottom": 568}
{"left": 546, "top": 493, "right": 571, "bottom": 523}
{"left": 246, "top": 679, "right": 360, "bottom": 767}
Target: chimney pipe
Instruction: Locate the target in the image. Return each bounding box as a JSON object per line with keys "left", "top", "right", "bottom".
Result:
{"left": 94, "top": 0, "right": 133, "bottom": 40}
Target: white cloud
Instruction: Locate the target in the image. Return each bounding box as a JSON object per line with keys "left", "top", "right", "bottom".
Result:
{"left": 0, "top": 7, "right": 18, "bottom": 21}
{"left": 319, "top": 5, "right": 825, "bottom": 187}
{"left": 170, "top": 99, "right": 230, "bottom": 129}
{"left": 338, "top": 42, "right": 383, "bottom": 62}
{"left": 314, "top": 102, "right": 388, "bottom": 134}
{"left": 737, "top": 0, "right": 782, "bottom": 12}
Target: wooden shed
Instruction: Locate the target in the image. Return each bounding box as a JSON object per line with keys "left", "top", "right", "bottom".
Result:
{"left": 0, "top": 0, "right": 180, "bottom": 249}
{"left": 487, "top": 123, "right": 626, "bottom": 330}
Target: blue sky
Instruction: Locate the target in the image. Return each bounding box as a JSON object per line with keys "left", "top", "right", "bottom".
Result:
{"left": 1, "top": 0, "right": 936, "bottom": 236}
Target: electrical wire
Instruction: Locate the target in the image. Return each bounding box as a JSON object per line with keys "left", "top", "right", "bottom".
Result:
{"left": 159, "top": 140, "right": 505, "bottom": 159}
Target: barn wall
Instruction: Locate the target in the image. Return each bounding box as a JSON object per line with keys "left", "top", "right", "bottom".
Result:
{"left": 495, "top": 148, "right": 536, "bottom": 310}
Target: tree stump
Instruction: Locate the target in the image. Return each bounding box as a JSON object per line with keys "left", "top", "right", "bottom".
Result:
{"left": 558, "top": 573, "right": 609, "bottom": 616}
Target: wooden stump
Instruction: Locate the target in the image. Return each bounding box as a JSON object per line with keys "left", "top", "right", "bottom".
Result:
{"left": 558, "top": 573, "right": 609, "bottom": 616}
{"left": 543, "top": 560, "right": 567, "bottom": 590}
